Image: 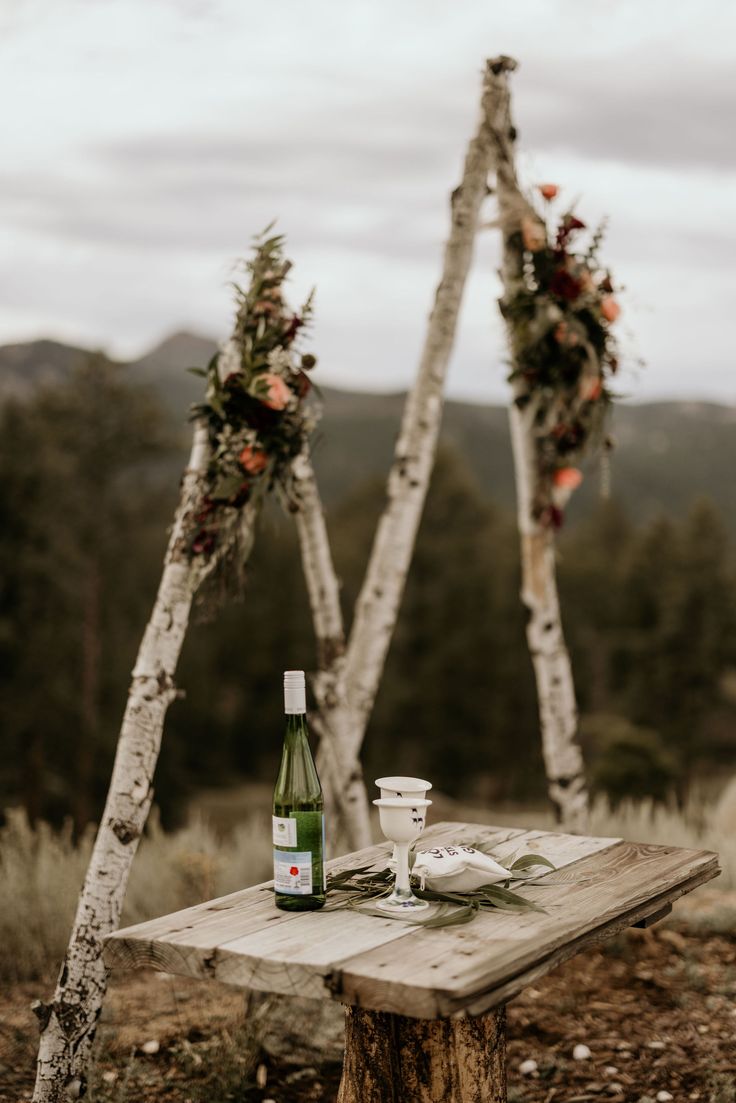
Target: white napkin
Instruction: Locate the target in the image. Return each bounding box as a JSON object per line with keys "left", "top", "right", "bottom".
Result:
{"left": 411, "top": 845, "right": 512, "bottom": 891}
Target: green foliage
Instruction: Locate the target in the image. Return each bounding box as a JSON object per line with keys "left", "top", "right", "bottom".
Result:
{"left": 0, "top": 358, "right": 176, "bottom": 830}
{"left": 582, "top": 714, "right": 678, "bottom": 806}
{"left": 1, "top": 361, "right": 736, "bottom": 832}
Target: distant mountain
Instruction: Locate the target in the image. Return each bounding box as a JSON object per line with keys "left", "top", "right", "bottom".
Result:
{"left": 2, "top": 334, "right": 736, "bottom": 529}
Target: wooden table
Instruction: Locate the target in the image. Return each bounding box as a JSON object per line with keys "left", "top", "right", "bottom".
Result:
{"left": 104, "top": 821, "right": 719, "bottom": 1102}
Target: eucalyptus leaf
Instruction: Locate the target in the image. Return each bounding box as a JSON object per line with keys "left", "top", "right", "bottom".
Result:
{"left": 510, "top": 853, "right": 556, "bottom": 873}
{"left": 480, "top": 884, "right": 546, "bottom": 913}
{"left": 211, "top": 474, "right": 243, "bottom": 501}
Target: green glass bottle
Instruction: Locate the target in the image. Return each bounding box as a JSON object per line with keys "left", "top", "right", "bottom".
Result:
{"left": 272, "top": 670, "right": 325, "bottom": 911}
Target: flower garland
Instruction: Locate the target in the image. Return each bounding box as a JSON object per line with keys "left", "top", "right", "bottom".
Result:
{"left": 189, "top": 231, "right": 318, "bottom": 557}
{"left": 501, "top": 184, "right": 621, "bottom": 528}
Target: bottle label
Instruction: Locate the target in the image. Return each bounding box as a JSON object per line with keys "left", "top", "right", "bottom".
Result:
{"left": 274, "top": 849, "right": 313, "bottom": 894}
{"left": 272, "top": 816, "right": 297, "bottom": 847}
{"left": 272, "top": 811, "right": 325, "bottom": 896}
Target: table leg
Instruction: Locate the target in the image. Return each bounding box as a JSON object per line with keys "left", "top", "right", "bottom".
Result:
{"left": 337, "top": 1003, "right": 506, "bottom": 1103}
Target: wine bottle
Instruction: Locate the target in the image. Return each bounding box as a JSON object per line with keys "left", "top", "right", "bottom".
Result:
{"left": 272, "top": 670, "right": 326, "bottom": 911}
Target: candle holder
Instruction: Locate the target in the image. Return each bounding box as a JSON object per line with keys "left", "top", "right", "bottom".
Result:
{"left": 372, "top": 797, "right": 432, "bottom": 913}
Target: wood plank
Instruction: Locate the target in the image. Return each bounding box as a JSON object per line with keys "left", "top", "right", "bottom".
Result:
{"left": 336, "top": 841, "right": 719, "bottom": 1018}
{"left": 105, "top": 823, "right": 610, "bottom": 999}
{"left": 104, "top": 822, "right": 526, "bottom": 981}
{"left": 104, "top": 822, "right": 719, "bottom": 1022}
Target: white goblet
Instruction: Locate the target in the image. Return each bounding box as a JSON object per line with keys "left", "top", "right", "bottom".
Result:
{"left": 375, "top": 777, "right": 433, "bottom": 865}
{"left": 372, "top": 797, "right": 432, "bottom": 913}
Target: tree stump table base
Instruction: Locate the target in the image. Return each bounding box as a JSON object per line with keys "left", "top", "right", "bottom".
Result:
{"left": 338, "top": 1004, "right": 506, "bottom": 1103}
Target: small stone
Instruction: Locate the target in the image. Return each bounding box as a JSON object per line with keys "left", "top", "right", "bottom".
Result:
{"left": 101, "top": 1071, "right": 117, "bottom": 1084}
{"left": 656, "top": 1093, "right": 674, "bottom": 1102}
{"left": 608, "top": 1085, "right": 624, "bottom": 1095}
{"left": 647, "top": 1040, "right": 666, "bottom": 1051}
{"left": 617, "top": 1041, "right": 633, "bottom": 1050}
{"left": 604, "top": 1066, "right": 620, "bottom": 1076}
{"left": 256, "top": 1064, "right": 268, "bottom": 1088}
{"left": 141, "top": 1039, "right": 160, "bottom": 1055}
{"left": 696, "top": 1024, "right": 709, "bottom": 1034}
{"left": 519, "top": 1059, "right": 539, "bottom": 1076}
{"left": 573, "top": 1043, "right": 592, "bottom": 1060}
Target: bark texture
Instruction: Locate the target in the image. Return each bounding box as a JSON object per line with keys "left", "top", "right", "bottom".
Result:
{"left": 311, "top": 65, "right": 502, "bottom": 851}
{"left": 33, "top": 423, "right": 260, "bottom": 1102}
{"left": 337, "top": 1005, "right": 506, "bottom": 1103}
{"left": 487, "top": 56, "right": 589, "bottom": 832}
{"left": 291, "top": 451, "right": 372, "bottom": 849}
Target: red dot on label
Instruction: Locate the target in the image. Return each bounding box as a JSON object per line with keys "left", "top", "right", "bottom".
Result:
{"left": 290, "top": 866, "right": 299, "bottom": 876}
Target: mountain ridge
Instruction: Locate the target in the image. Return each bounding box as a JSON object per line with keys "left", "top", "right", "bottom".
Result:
{"left": 2, "top": 334, "right": 735, "bottom": 527}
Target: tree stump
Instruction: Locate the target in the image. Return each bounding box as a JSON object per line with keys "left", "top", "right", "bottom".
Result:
{"left": 337, "top": 1004, "right": 506, "bottom": 1103}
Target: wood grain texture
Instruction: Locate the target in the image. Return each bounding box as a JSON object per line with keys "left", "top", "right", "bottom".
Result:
{"left": 337, "top": 1005, "right": 506, "bottom": 1103}
{"left": 104, "top": 821, "right": 719, "bottom": 1019}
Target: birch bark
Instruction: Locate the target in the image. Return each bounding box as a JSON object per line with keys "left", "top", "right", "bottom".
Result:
{"left": 487, "top": 57, "right": 589, "bottom": 832}
{"left": 290, "top": 451, "right": 372, "bottom": 849}
{"left": 32, "top": 423, "right": 260, "bottom": 1102}
{"left": 306, "top": 64, "right": 504, "bottom": 851}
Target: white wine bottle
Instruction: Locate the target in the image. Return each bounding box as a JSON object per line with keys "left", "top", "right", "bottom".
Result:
{"left": 272, "top": 670, "right": 325, "bottom": 911}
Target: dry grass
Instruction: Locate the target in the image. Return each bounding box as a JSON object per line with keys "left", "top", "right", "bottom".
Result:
{"left": 0, "top": 808, "right": 272, "bottom": 983}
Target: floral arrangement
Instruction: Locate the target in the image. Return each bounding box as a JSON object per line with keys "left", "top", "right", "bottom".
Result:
{"left": 501, "top": 184, "right": 621, "bottom": 528}
{"left": 189, "top": 231, "right": 318, "bottom": 558}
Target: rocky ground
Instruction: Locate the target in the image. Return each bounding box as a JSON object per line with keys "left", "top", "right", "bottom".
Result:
{"left": 2, "top": 894, "right": 734, "bottom": 1103}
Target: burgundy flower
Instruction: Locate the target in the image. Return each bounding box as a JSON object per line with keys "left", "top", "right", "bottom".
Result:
{"left": 282, "top": 315, "right": 303, "bottom": 343}
{"left": 549, "top": 268, "right": 583, "bottom": 301}
{"left": 192, "top": 530, "right": 217, "bottom": 555}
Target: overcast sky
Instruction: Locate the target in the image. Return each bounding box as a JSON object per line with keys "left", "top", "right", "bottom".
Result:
{"left": 1, "top": 0, "right": 735, "bottom": 403}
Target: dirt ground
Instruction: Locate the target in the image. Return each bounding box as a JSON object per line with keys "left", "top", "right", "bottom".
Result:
{"left": 2, "top": 896, "right": 734, "bottom": 1103}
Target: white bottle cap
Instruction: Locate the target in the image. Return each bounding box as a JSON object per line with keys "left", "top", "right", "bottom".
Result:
{"left": 284, "top": 670, "right": 306, "bottom": 714}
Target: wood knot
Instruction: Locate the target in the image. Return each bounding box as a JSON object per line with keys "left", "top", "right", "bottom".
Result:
{"left": 31, "top": 999, "right": 52, "bottom": 1030}
{"left": 111, "top": 819, "right": 140, "bottom": 846}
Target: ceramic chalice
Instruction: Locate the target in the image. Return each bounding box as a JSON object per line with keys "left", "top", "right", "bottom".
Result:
{"left": 375, "top": 777, "right": 433, "bottom": 865}
{"left": 372, "top": 797, "right": 432, "bottom": 912}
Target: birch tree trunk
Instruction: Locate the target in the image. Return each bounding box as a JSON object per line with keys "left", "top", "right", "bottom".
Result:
{"left": 488, "top": 56, "right": 589, "bottom": 832}
{"left": 33, "top": 423, "right": 260, "bottom": 1102}
{"left": 291, "top": 451, "right": 372, "bottom": 849}
{"left": 307, "top": 64, "right": 505, "bottom": 851}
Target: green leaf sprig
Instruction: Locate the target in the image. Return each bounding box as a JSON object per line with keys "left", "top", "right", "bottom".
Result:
{"left": 323, "top": 850, "right": 556, "bottom": 929}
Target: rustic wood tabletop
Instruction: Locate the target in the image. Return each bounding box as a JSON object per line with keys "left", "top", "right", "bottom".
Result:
{"left": 104, "top": 821, "right": 719, "bottom": 1103}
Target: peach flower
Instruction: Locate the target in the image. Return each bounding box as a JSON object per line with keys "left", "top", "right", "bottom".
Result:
{"left": 239, "top": 445, "right": 269, "bottom": 474}
{"left": 538, "top": 183, "right": 559, "bottom": 201}
{"left": 257, "top": 373, "right": 291, "bottom": 411}
{"left": 600, "top": 295, "right": 621, "bottom": 323}
{"left": 552, "top": 467, "right": 583, "bottom": 490}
